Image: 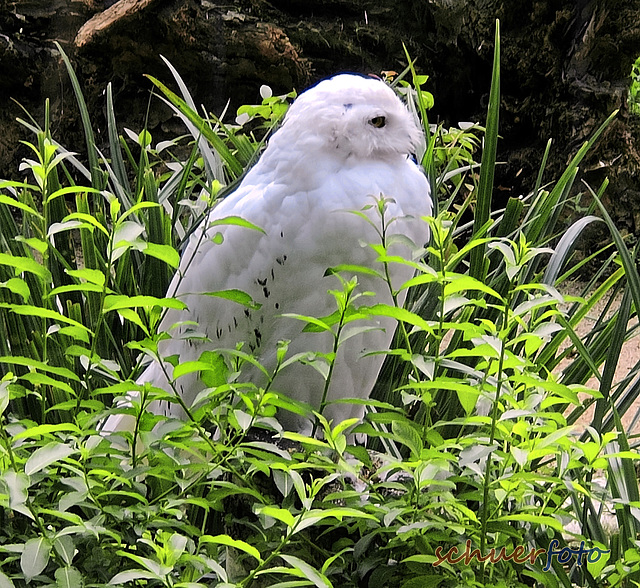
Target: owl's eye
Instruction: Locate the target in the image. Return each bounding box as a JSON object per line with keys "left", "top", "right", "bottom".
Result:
{"left": 369, "top": 116, "right": 386, "bottom": 128}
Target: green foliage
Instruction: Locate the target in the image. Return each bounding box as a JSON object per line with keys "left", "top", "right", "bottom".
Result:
{"left": 629, "top": 55, "right": 640, "bottom": 116}
{"left": 1, "top": 23, "right": 639, "bottom": 588}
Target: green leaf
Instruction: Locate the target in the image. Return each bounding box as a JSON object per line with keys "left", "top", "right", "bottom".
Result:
{"left": 0, "top": 253, "right": 52, "bottom": 282}
{"left": 1, "top": 471, "right": 31, "bottom": 519}
{"left": 117, "top": 308, "right": 148, "bottom": 333}
{"left": 15, "top": 236, "right": 48, "bottom": 255}
{"left": 281, "top": 432, "right": 330, "bottom": 449}
{"left": 20, "top": 537, "right": 52, "bottom": 581}
{"left": 207, "top": 215, "right": 266, "bottom": 234}
{"left": 53, "top": 536, "right": 76, "bottom": 566}
{"left": 118, "top": 201, "right": 161, "bottom": 222}
{"left": 0, "top": 304, "right": 91, "bottom": 332}
{"left": 11, "top": 424, "right": 82, "bottom": 441}
{"left": 200, "top": 535, "right": 262, "bottom": 562}
{"left": 0, "top": 192, "right": 42, "bottom": 218}
{"left": 116, "top": 552, "right": 170, "bottom": 577}
{"left": 109, "top": 570, "right": 162, "bottom": 584}
{"left": 66, "top": 267, "right": 106, "bottom": 287}
{"left": 47, "top": 186, "right": 101, "bottom": 203}
{"left": 203, "top": 289, "right": 262, "bottom": 309}
{"left": 103, "top": 294, "right": 187, "bottom": 312}
{"left": 363, "top": 304, "right": 434, "bottom": 334}
{"left": 142, "top": 242, "right": 180, "bottom": 268}
{"left": 198, "top": 351, "right": 229, "bottom": 388}
{"left": 172, "top": 360, "right": 222, "bottom": 381}
{"left": 279, "top": 554, "right": 332, "bottom": 588}
{"left": 496, "top": 514, "right": 564, "bottom": 533}
{"left": 25, "top": 441, "right": 76, "bottom": 475}
{"left": 443, "top": 274, "right": 503, "bottom": 300}
{"left": 0, "top": 357, "right": 80, "bottom": 382}
{"left": 255, "top": 505, "right": 296, "bottom": 528}
{"left": 54, "top": 566, "right": 83, "bottom": 588}
{"left": 0, "top": 571, "right": 16, "bottom": 588}
{"left": 0, "top": 277, "right": 30, "bottom": 301}
{"left": 586, "top": 543, "right": 610, "bottom": 579}
{"left": 301, "top": 508, "right": 377, "bottom": 527}
{"left": 19, "top": 372, "right": 75, "bottom": 395}
{"left": 392, "top": 420, "right": 424, "bottom": 458}
{"left": 47, "top": 283, "right": 104, "bottom": 298}
{"left": 281, "top": 313, "right": 334, "bottom": 333}
{"left": 328, "top": 263, "right": 385, "bottom": 279}
{"left": 469, "top": 20, "right": 500, "bottom": 280}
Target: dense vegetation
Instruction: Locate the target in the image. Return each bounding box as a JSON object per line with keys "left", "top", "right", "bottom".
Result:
{"left": 1, "top": 25, "right": 639, "bottom": 588}
{"left": 630, "top": 55, "right": 640, "bottom": 116}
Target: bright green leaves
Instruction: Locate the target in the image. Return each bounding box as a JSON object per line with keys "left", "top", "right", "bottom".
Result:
{"left": 202, "top": 288, "right": 262, "bottom": 310}
{"left": 235, "top": 83, "right": 293, "bottom": 127}
{"left": 629, "top": 54, "right": 640, "bottom": 115}
{"left": 0, "top": 252, "right": 52, "bottom": 283}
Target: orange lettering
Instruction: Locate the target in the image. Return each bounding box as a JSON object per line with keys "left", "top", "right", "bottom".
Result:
{"left": 529, "top": 548, "right": 546, "bottom": 565}
{"left": 512, "top": 546, "right": 530, "bottom": 565}
{"left": 433, "top": 545, "right": 458, "bottom": 567}
{"left": 450, "top": 541, "right": 468, "bottom": 564}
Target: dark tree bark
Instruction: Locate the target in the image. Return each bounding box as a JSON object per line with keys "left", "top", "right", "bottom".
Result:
{"left": 1, "top": 0, "right": 639, "bottom": 243}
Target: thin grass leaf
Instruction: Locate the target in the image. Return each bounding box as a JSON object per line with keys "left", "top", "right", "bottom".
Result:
{"left": 543, "top": 216, "right": 603, "bottom": 285}
{"left": 532, "top": 138, "right": 552, "bottom": 197}
{"left": 54, "top": 42, "right": 102, "bottom": 188}
{"left": 147, "top": 75, "right": 243, "bottom": 178}
{"left": 495, "top": 196, "right": 524, "bottom": 238}
{"left": 590, "top": 187, "right": 640, "bottom": 314}
{"left": 160, "top": 55, "right": 224, "bottom": 182}
{"left": 106, "top": 83, "right": 134, "bottom": 208}
{"left": 469, "top": 20, "right": 500, "bottom": 280}
{"left": 593, "top": 286, "right": 631, "bottom": 431}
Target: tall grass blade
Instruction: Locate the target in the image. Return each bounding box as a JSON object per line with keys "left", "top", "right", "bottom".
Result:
{"left": 533, "top": 138, "right": 552, "bottom": 197}
{"left": 495, "top": 196, "right": 524, "bottom": 238}
{"left": 606, "top": 432, "right": 640, "bottom": 571}
{"left": 469, "top": 20, "right": 500, "bottom": 280}
{"left": 594, "top": 287, "right": 630, "bottom": 431}
{"left": 159, "top": 55, "right": 224, "bottom": 183}
{"left": 106, "top": 83, "right": 133, "bottom": 208}
{"left": 543, "top": 216, "right": 603, "bottom": 285}
{"left": 147, "top": 75, "right": 242, "bottom": 178}
{"left": 590, "top": 188, "right": 640, "bottom": 313}
{"left": 54, "top": 42, "right": 102, "bottom": 189}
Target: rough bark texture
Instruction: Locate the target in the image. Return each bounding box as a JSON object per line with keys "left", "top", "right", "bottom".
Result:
{"left": 1, "top": 0, "right": 639, "bottom": 241}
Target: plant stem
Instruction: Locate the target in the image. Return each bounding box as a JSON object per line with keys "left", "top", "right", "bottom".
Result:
{"left": 479, "top": 286, "right": 511, "bottom": 565}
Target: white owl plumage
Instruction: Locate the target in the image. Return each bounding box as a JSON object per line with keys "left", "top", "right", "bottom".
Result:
{"left": 103, "top": 73, "right": 432, "bottom": 435}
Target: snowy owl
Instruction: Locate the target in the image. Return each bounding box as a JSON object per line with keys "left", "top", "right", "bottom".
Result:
{"left": 103, "top": 73, "right": 432, "bottom": 435}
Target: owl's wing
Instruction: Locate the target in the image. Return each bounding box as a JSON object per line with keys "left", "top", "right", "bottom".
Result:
{"left": 100, "top": 171, "right": 281, "bottom": 432}
{"left": 101, "top": 154, "right": 432, "bottom": 433}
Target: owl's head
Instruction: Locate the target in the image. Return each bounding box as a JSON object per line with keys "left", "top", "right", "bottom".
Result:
{"left": 276, "top": 74, "right": 422, "bottom": 160}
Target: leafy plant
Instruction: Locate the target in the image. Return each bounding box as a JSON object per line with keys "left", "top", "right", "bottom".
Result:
{"left": 629, "top": 55, "right": 640, "bottom": 116}
{"left": 1, "top": 21, "right": 639, "bottom": 588}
